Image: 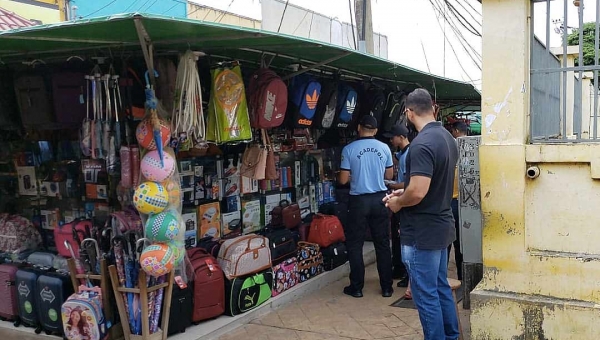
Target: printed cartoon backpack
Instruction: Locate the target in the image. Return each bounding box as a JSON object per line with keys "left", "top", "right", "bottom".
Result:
{"left": 0, "top": 214, "right": 42, "bottom": 254}
{"left": 247, "top": 68, "right": 287, "bottom": 128}
{"left": 287, "top": 74, "right": 321, "bottom": 128}
{"left": 61, "top": 286, "right": 109, "bottom": 340}
{"left": 313, "top": 80, "right": 338, "bottom": 129}
{"left": 334, "top": 83, "right": 358, "bottom": 129}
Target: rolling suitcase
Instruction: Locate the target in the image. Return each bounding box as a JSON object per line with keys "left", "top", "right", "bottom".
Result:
{"left": 0, "top": 264, "right": 20, "bottom": 324}
{"left": 36, "top": 271, "right": 74, "bottom": 335}
{"left": 16, "top": 268, "right": 41, "bottom": 331}
{"left": 187, "top": 248, "right": 225, "bottom": 323}
{"left": 164, "top": 284, "right": 193, "bottom": 335}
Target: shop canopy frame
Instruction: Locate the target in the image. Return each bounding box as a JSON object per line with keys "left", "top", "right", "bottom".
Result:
{"left": 0, "top": 13, "right": 480, "bottom": 106}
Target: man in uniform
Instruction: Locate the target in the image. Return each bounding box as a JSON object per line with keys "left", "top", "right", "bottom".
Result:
{"left": 338, "top": 115, "right": 395, "bottom": 298}
{"left": 383, "top": 124, "right": 411, "bottom": 289}
{"left": 383, "top": 89, "right": 459, "bottom": 340}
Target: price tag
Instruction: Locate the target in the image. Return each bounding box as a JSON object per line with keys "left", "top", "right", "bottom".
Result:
{"left": 205, "top": 259, "right": 216, "bottom": 272}
{"left": 175, "top": 275, "right": 187, "bottom": 289}
{"left": 334, "top": 248, "right": 338, "bottom": 256}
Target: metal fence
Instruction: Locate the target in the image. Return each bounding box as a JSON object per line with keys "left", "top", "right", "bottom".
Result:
{"left": 530, "top": 0, "right": 600, "bottom": 143}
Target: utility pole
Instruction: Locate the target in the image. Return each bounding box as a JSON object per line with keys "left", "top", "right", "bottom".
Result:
{"left": 354, "top": 0, "right": 374, "bottom": 55}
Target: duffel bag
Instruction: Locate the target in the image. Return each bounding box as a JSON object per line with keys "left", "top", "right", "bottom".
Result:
{"left": 297, "top": 241, "right": 323, "bottom": 283}
{"left": 217, "top": 235, "right": 271, "bottom": 280}
{"left": 225, "top": 268, "right": 273, "bottom": 316}
{"left": 321, "top": 242, "right": 348, "bottom": 271}
{"left": 307, "top": 214, "right": 345, "bottom": 248}
{"left": 259, "top": 227, "right": 296, "bottom": 265}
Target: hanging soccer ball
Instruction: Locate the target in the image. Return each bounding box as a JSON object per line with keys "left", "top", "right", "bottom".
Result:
{"left": 133, "top": 182, "right": 169, "bottom": 215}
{"left": 136, "top": 119, "right": 171, "bottom": 150}
{"left": 141, "top": 150, "right": 176, "bottom": 182}
{"left": 139, "top": 243, "right": 175, "bottom": 277}
{"left": 145, "top": 211, "right": 180, "bottom": 242}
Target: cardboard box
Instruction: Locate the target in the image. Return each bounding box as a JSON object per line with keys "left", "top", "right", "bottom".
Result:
{"left": 199, "top": 222, "right": 220, "bottom": 239}
{"left": 221, "top": 211, "right": 241, "bottom": 237}
{"left": 223, "top": 175, "right": 240, "bottom": 197}
{"left": 240, "top": 176, "right": 258, "bottom": 194}
{"left": 198, "top": 202, "right": 220, "bottom": 226}
{"left": 242, "top": 199, "right": 261, "bottom": 234}
{"left": 17, "top": 166, "right": 37, "bottom": 196}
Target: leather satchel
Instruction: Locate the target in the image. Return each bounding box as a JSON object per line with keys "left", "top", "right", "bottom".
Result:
{"left": 240, "top": 142, "right": 267, "bottom": 180}
{"left": 263, "top": 129, "right": 278, "bottom": 180}
{"left": 271, "top": 200, "right": 302, "bottom": 229}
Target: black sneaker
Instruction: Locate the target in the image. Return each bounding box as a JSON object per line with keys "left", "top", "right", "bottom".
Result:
{"left": 396, "top": 276, "right": 409, "bottom": 288}
{"left": 343, "top": 286, "right": 363, "bottom": 298}
{"left": 382, "top": 288, "right": 394, "bottom": 298}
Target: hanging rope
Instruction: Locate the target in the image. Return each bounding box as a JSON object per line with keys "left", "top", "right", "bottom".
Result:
{"left": 171, "top": 50, "right": 206, "bottom": 143}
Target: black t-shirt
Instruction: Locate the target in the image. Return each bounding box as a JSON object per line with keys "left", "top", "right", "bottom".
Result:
{"left": 399, "top": 121, "right": 459, "bottom": 250}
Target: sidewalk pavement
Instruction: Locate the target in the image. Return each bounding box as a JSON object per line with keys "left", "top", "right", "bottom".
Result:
{"left": 217, "top": 255, "right": 470, "bottom": 340}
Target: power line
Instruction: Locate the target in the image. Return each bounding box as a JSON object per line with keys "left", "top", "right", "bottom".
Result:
{"left": 277, "top": 0, "right": 290, "bottom": 32}
{"left": 459, "top": 0, "right": 481, "bottom": 17}
{"left": 291, "top": 10, "right": 310, "bottom": 35}
{"left": 124, "top": 0, "right": 141, "bottom": 13}
{"left": 444, "top": 0, "right": 481, "bottom": 36}
{"left": 143, "top": 0, "right": 160, "bottom": 12}
{"left": 216, "top": 0, "right": 236, "bottom": 23}
{"left": 82, "top": 0, "right": 117, "bottom": 18}
{"left": 161, "top": 2, "right": 180, "bottom": 15}
{"left": 348, "top": 0, "right": 357, "bottom": 49}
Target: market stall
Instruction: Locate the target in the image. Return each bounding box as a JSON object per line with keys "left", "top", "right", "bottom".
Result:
{"left": 0, "top": 13, "right": 480, "bottom": 339}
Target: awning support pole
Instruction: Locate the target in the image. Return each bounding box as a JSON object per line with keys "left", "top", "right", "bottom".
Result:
{"left": 134, "top": 17, "right": 156, "bottom": 88}
{"left": 281, "top": 51, "right": 352, "bottom": 80}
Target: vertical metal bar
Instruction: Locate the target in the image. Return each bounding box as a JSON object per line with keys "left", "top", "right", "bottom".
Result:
{"left": 577, "top": 0, "right": 584, "bottom": 138}
{"left": 594, "top": 0, "right": 600, "bottom": 139}
{"left": 546, "top": 0, "right": 551, "bottom": 51}
{"left": 562, "top": 0, "right": 568, "bottom": 139}
{"left": 531, "top": 0, "right": 536, "bottom": 142}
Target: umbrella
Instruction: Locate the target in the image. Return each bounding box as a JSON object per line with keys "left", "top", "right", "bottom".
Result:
{"left": 94, "top": 73, "right": 104, "bottom": 159}
{"left": 112, "top": 236, "right": 129, "bottom": 322}
{"left": 144, "top": 70, "right": 164, "bottom": 167}
{"left": 150, "top": 274, "right": 167, "bottom": 334}
{"left": 80, "top": 75, "right": 92, "bottom": 157}
{"left": 112, "top": 75, "right": 122, "bottom": 149}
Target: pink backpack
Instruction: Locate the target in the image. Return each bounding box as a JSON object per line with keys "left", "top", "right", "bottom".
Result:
{"left": 0, "top": 214, "right": 42, "bottom": 253}
{"left": 247, "top": 68, "right": 287, "bottom": 129}
{"left": 108, "top": 208, "right": 142, "bottom": 235}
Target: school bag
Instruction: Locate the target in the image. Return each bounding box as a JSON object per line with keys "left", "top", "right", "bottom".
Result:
{"left": 287, "top": 74, "right": 321, "bottom": 128}
{"left": 52, "top": 71, "right": 87, "bottom": 127}
{"left": 247, "top": 68, "right": 287, "bottom": 128}
{"left": 61, "top": 286, "right": 108, "bottom": 340}
{"left": 362, "top": 88, "right": 387, "bottom": 127}
{"left": 0, "top": 214, "right": 42, "bottom": 254}
{"left": 313, "top": 80, "right": 338, "bottom": 129}
{"left": 334, "top": 83, "right": 358, "bottom": 129}
{"left": 187, "top": 248, "right": 225, "bottom": 322}
{"left": 14, "top": 73, "right": 54, "bottom": 128}
{"left": 381, "top": 92, "right": 407, "bottom": 133}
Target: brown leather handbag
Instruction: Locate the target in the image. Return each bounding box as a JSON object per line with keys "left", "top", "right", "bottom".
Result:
{"left": 270, "top": 200, "right": 302, "bottom": 229}
{"left": 240, "top": 141, "right": 267, "bottom": 180}
{"left": 263, "top": 129, "right": 278, "bottom": 180}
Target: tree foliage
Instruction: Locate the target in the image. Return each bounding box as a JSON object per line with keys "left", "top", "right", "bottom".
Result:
{"left": 567, "top": 22, "right": 598, "bottom": 66}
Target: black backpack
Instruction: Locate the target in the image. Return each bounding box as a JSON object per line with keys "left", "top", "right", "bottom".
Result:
{"left": 313, "top": 80, "right": 339, "bottom": 129}
{"left": 381, "top": 92, "right": 407, "bottom": 133}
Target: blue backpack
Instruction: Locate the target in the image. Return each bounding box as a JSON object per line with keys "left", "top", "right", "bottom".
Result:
{"left": 288, "top": 75, "right": 322, "bottom": 127}
{"left": 335, "top": 84, "right": 358, "bottom": 129}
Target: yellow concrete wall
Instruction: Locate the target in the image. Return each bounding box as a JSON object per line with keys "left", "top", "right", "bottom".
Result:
{"left": 0, "top": 0, "right": 60, "bottom": 24}
{"left": 472, "top": 0, "right": 600, "bottom": 339}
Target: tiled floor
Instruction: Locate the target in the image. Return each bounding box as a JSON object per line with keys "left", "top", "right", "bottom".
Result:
{"left": 217, "top": 253, "right": 470, "bottom": 340}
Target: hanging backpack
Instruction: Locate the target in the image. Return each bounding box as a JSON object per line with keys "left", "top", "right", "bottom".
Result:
{"left": 0, "top": 214, "right": 42, "bottom": 254}
{"left": 287, "top": 74, "right": 321, "bottom": 128}
{"left": 247, "top": 68, "right": 287, "bottom": 128}
{"left": 381, "top": 92, "right": 407, "bottom": 133}
{"left": 313, "top": 80, "right": 338, "bottom": 129}
{"left": 14, "top": 73, "right": 54, "bottom": 129}
{"left": 364, "top": 88, "right": 387, "bottom": 127}
{"left": 334, "top": 83, "right": 358, "bottom": 129}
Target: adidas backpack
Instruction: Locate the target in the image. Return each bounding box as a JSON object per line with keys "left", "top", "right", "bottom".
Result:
{"left": 287, "top": 74, "right": 321, "bottom": 128}
{"left": 247, "top": 68, "right": 288, "bottom": 128}
{"left": 334, "top": 83, "right": 358, "bottom": 129}
{"left": 313, "top": 80, "right": 339, "bottom": 129}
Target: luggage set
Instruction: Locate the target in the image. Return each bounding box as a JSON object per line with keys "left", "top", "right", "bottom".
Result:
{"left": 179, "top": 211, "right": 347, "bottom": 327}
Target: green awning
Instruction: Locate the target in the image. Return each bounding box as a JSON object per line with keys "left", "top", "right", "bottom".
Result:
{"left": 0, "top": 13, "right": 480, "bottom": 104}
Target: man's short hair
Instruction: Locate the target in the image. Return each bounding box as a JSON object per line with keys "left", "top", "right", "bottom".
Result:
{"left": 406, "top": 88, "right": 433, "bottom": 116}
{"left": 452, "top": 121, "right": 468, "bottom": 135}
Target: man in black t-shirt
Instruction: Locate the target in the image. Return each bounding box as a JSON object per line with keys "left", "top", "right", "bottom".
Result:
{"left": 383, "top": 89, "right": 459, "bottom": 340}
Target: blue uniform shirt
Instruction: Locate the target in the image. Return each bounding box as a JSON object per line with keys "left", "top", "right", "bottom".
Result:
{"left": 340, "top": 137, "right": 393, "bottom": 195}
{"left": 395, "top": 145, "right": 410, "bottom": 183}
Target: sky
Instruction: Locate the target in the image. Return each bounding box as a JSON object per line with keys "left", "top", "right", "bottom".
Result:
{"left": 188, "top": 0, "right": 598, "bottom": 90}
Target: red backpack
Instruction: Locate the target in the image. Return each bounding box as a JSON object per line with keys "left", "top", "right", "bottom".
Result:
{"left": 247, "top": 68, "right": 287, "bottom": 128}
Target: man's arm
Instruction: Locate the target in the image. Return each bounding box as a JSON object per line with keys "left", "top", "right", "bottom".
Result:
{"left": 338, "top": 170, "right": 350, "bottom": 185}
{"left": 386, "top": 176, "right": 430, "bottom": 212}
{"left": 384, "top": 146, "right": 394, "bottom": 180}
{"left": 387, "top": 182, "right": 405, "bottom": 190}
{"left": 384, "top": 167, "right": 394, "bottom": 180}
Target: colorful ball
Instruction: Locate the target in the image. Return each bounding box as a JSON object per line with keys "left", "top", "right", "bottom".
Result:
{"left": 145, "top": 211, "right": 180, "bottom": 242}
{"left": 140, "top": 243, "right": 175, "bottom": 277}
{"left": 162, "top": 179, "right": 181, "bottom": 207}
{"left": 136, "top": 119, "right": 171, "bottom": 150}
{"left": 141, "top": 150, "right": 176, "bottom": 182}
{"left": 133, "top": 182, "right": 169, "bottom": 215}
